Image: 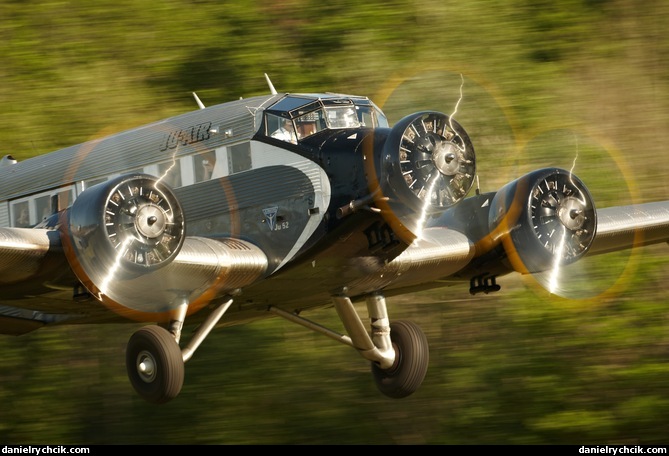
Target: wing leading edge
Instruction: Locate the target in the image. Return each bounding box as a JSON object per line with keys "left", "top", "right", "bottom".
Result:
{"left": 0, "top": 224, "right": 269, "bottom": 334}
{"left": 589, "top": 200, "right": 669, "bottom": 256}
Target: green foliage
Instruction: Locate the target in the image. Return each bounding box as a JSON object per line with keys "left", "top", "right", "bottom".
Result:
{"left": 1, "top": 0, "right": 669, "bottom": 445}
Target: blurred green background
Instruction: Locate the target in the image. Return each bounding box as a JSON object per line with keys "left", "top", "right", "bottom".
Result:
{"left": 1, "top": 0, "right": 668, "bottom": 445}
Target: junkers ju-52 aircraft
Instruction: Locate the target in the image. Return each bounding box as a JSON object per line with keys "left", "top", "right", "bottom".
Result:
{"left": 1, "top": 75, "right": 668, "bottom": 404}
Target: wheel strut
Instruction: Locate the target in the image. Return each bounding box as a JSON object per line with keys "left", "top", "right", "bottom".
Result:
{"left": 269, "top": 292, "right": 396, "bottom": 369}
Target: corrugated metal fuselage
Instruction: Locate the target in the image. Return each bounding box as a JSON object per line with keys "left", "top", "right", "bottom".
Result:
{"left": 0, "top": 94, "right": 416, "bottom": 326}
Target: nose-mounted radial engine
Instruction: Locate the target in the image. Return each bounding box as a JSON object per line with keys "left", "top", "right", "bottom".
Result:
{"left": 367, "top": 111, "right": 477, "bottom": 242}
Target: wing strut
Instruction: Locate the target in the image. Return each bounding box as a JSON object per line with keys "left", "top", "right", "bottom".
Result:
{"left": 181, "top": 296, "right": 233, "bottom": 362}
{"left": 268, "top": 291, "right": 430, "bottom": 400}
{"left": 268, "top": 292, "right": 396, "bottom": 368}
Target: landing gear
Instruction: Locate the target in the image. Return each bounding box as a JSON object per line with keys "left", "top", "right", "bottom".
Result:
{"left": 125, "top": 297, "right": 234, "bottom": 404}
{"left": 269, "top": 292, "right": 430, "bottom": 399}
{"left": 124, "top": 291, "right": 429, "bottom": 403}
{"left": 371, "top": 320, "right": 429, "bottom": 398}
{"left": 126, "top": 326, "right": 184, "bottom": 404}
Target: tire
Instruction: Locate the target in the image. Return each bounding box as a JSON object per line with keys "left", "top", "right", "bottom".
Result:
{"left": 126, "top": 325, "right": 184, "bottom": 404}
{"left": 371, "top": 320, "right": 429, "bottom": 399}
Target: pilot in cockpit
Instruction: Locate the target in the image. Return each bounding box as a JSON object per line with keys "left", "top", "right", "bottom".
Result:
{"left": 343, "top": 107, "right": 358, "bottom": 127}
{"left": 271, "top": 118, "right": 297, "bottom": 144}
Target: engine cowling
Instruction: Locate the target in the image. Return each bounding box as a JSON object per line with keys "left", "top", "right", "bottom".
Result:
{"left": 367, "top": 111, "right": 476, "bottom": 243}
{"left": 60, "top": 173, "right": 185, "bottom": 308}
{"left": 488, "top": 167, "right": 597, "bottom": 273}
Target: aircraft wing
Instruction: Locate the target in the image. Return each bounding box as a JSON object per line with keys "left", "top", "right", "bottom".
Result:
{"left": 1, "top": 197, "right": 667, "bottom": 337}
{"left": 0, "top": 227, "right": 73, "bottom": 335}
{"left": 0, "top": 227, "right": 61, "bottom": 286}
{"left": 0, "top": 224, "right": 268, "bottom": 335}
{"left": 4, "top": 199, "right": 667, "bottom": 334}
{"left": 588, "top": 201, "right": 669, "bottom": 256}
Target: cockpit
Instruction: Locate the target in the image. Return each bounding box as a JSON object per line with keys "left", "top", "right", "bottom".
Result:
{"left": 262, "top": 94, "right": 389, "bottom": 144}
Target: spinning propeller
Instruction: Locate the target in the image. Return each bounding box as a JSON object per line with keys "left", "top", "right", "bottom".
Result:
{"left": 525, "top": 170, "right": 601, "bottom": 299}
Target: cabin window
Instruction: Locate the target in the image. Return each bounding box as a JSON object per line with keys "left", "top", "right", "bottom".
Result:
{"left": 11, "top": 201, "right": 30, "bottom": 227}
{"left": 193, "top": 151, "right": 216, "bottom": 183}
{"left": 158, "top": 160, "right": 182, "bottom": 188}
{"left": 228, "top": 143, "right": 251, "bottom": 173}
{"left": 10, "top": 187, "right": 75, "bottom": 227}
{"left": 35, "top": 195, "right": 52, "bottom": 222}
{"left": 82, "top": 177, "right": 107, "bottom": 192}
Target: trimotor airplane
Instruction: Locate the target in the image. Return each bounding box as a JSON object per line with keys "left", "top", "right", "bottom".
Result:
{"left": 1, "top": 75, "right": 668, "bottom": 404}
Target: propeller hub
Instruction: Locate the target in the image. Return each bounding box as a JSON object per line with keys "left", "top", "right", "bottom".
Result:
{"left": 136, "top": 204, "right": 167, "bottom": 239}
{"left": 558, "top": 197, "right": 587, "bottom": 230}
{"left": 433, "top": 143, "right": 460, "bottom": 176}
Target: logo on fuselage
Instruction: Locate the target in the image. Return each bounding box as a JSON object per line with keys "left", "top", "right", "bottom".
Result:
{"left": 160, "top": 122, "right": 212, "bottom": 151}
{"left": 263, "top": 206, "right": 278, "bottom": 231}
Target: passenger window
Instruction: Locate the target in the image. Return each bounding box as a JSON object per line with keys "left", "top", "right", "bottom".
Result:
{"left": 158, "top": 160, "right": 182, "bottom": 188}
{"left": 35, "top": 195, "right": 52, "bottom": 222}
{"left": 57, "top": 189, "right": 74, "bottom": 210}
{"left": 82, "top": 177, "right": 107, "bottom": 191}
{"left": 12, "top": 201, "right": 30, "bottom": 227}
{"left": 228, "top": 143, "right": 252, "bottom": 173}
{"left": 194, "top": 151, "right": 216, "bottom": 183}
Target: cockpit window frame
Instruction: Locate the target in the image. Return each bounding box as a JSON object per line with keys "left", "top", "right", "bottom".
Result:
{"left": 262, "top": 94, "right": 388, "bottom": 144}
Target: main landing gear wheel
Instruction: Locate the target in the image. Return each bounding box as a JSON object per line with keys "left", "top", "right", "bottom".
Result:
{"left": 371, "top": 320, "right": 429, "bottom": 398}
{"left": 126, "top": 325, "right": 184, "bottom": 404}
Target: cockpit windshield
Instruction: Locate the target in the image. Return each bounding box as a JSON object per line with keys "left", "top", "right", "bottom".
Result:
{"left": 263, "top": 94, "right": 389, "bottom": 144}
{"left": 324, "top": 106, "right": 360, "bottom": 129}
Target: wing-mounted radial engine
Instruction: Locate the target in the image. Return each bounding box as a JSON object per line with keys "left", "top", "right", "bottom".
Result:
{"left": 366, "top": 111, "right": 477, "bottom": 243}
{"left": 487, "top": 167, "right": 597, "bottom": 274}
{"left": 59, "top": 173, "right": 269, "bottom": 404}
{"left": 59, "top": 173, "right": 187, "bottom": 316}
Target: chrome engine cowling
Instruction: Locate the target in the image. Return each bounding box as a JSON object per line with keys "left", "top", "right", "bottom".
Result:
{"left": 488, "top": 167, "right": 597, "bottom": 273}
{"left": 60, "top": 173, "right": 185, "bottom": 306}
